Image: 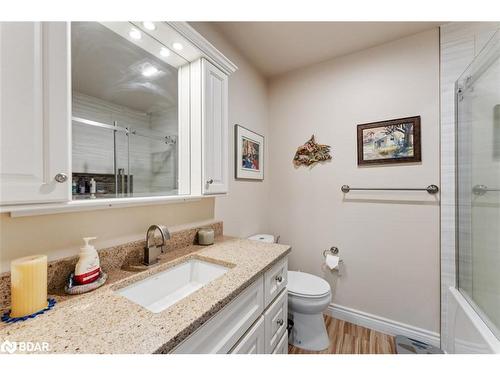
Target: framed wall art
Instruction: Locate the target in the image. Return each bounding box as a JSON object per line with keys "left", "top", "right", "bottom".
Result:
{"left": 357, "top": 116, "right": 421, "bottom": 165}
{"left": 235, "top": 124, "right": 264, "bottom": 180}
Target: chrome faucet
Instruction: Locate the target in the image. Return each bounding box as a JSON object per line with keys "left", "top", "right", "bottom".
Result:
{"left": 143, "top": 224, "right": 170, "bottom": 266}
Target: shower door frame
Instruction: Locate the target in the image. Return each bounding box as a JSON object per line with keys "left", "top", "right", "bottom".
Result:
{"left": 454, "top": 28, "right": 500, "bottom": 349}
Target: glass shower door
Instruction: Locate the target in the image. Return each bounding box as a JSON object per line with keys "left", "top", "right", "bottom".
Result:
{"left": 128, "top": 127, "right": 178, "bottom": 197}
{"left": 456, "top": 30, "right": 500, "bottom": 339}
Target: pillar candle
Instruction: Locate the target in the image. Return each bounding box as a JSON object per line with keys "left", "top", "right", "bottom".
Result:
{"left": 10, "top": 255, "right": 48, "bottom": 318}
{"left": 198, "top": 228, "right": 215, "bottom": 245}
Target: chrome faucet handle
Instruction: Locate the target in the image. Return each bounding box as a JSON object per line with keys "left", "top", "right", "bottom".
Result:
{"left": 144, "top": 225, "right": 171, "bottom": 266}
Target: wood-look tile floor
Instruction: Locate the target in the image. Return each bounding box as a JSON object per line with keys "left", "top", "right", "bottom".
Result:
{"left": 288, "top": 315, "right": 396, "bottom": 354}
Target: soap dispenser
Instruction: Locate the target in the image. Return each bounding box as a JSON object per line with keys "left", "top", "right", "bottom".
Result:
{"left": 74, "top": 237, "right": 101, "bottom": 285}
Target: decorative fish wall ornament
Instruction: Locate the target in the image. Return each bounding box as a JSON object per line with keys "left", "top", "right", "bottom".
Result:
{"left": 293, "top": 135, "right": 332, "bottom": 167}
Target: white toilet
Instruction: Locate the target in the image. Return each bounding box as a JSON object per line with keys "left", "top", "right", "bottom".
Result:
{"left": 248, "top": 234, "right": 332, "bottom": 351}
{"left": 288, "top": 271, "right": 331, "bottom": 351}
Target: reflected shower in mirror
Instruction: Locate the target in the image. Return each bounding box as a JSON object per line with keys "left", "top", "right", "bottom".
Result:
{"left": 71, "top": 21, "right": 183, "bottom": 199}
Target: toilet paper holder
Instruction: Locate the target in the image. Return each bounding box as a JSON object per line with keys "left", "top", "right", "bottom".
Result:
{"left": 323, "top": 246, "right": 340, "bottom": 258}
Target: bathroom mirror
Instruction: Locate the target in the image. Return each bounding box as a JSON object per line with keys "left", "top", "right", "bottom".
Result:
{"left": 71, "top": 22, "right": 189, "bottom": 200}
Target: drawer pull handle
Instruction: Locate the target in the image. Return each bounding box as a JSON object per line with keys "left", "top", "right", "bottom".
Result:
{"left": 275, "top": 275, "right": 283, "bottom": 283}
{"left": 277, "top": 318, "right": 284, "bottom": 326}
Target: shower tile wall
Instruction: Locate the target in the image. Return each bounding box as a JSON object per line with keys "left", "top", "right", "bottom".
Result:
{"left": 440, "top": 22, "right": 500, "bottom": 351}
{"left": 72, "top": 92, "right": 178, "bottom": 195}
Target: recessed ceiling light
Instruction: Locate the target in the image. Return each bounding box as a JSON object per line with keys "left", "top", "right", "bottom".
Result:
{"left": 142, "top": 22, "right": 156, "bottom": 31}
{"left": 172, "top": 42, "right": 183, "bottom": 51}
{"left": 129, "top": 29, "right": 142, "bottom": 40}
{"left": 142, "top": 65, "right": 159, "bottom": 77}
{"left": 160, "top": 47, "right": 170, "bottom": 57}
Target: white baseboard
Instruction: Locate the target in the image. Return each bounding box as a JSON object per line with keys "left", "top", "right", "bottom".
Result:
{"left": 326, "top": 303, "right": 440, "bottom": 348}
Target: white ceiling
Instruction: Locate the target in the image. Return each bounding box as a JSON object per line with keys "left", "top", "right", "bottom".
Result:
{"left": 213, "top": 22, "right": 442, "bottom": 77}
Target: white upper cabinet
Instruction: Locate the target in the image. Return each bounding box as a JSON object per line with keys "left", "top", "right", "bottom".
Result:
{"left": 0, "top": 22, "right": 70, "bottom": 205}
{"left": 201, "top": 58, "right": 229, "bottom": 195}
{"left": 0, "top": 22, "right": 236, "bottom": 214}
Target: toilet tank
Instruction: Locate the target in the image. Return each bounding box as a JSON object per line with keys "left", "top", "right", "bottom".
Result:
{"left": 247, "top": 234, "right": 275, "bottom": 243}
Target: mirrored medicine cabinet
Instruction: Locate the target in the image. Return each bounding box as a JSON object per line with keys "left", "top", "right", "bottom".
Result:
{"left": 71, "top": 22, "right": 186, "bottom": 200}
{"left": 0, "top": 21, "right": 235, "bottom": 215}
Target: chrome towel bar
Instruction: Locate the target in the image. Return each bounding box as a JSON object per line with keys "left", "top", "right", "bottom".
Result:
{"left": 341, "top": 184, "right": 439, "bottom": 195}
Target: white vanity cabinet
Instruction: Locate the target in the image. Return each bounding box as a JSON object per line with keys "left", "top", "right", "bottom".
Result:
{"left": 172, "top": 256, "right": 289, "bottom": 354}
{"left": 0, "top": 22, "right": 70, "bottom": 205}
{"left": 200, "top": 58, "right": 229, "bottom": 195}
{"left": 172, "top": 276, "right": 264, "bottom": 354}
{"left": 230, "top": 316, "right": 265, "bottom": 354}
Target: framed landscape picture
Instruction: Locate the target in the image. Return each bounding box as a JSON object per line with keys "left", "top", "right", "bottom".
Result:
{"left": 235, "top": 124, "right": 264, "bottom": 180}
{"left": 357, "top": 116, "right": 421, "bottom": 165}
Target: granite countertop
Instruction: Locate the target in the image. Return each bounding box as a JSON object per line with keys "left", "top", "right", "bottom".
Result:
{"left": 0, "top": 237, "right": 290, "bottom": 354}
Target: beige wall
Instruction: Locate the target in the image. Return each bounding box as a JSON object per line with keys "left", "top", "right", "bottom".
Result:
{"left": 0, "top": 199, "right": 214, "bottom": 272}
{"left": 190, "top": 22, "right": 271, "bottom": 238}
{"left": 0, "top": 22, "right": 271, "bottom": 272}
{"left": 267, "top": 29, "right": 440, "bottom": 333}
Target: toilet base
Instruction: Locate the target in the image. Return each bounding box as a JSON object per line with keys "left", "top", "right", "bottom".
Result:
{"left": 289, "top": 311, "right": 329, "bottom": 351}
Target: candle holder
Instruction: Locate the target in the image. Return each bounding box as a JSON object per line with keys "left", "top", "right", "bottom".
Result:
{"left": 1, "top": 298, "right": 56, "bottom": 324}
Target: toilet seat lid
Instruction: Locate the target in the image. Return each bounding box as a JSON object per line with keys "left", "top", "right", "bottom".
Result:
{"left": 287, "top": 271, "right": 331, "bottom": 297}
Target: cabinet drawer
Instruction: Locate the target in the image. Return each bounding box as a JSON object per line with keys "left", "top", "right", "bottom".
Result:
{"left": 264, "top": 288, "right": 288, "bottom": 353}
{"left": 272, "top": 331, "right": 288, "bottom": 354}
{"left": 230, "top": 316, "right": 265, "bottom": 354}
{"left": 264, "top": 257, "right": 288, "bottom": 306}
{"left": 172, "top": 276, "right": 264, "bottom": 353}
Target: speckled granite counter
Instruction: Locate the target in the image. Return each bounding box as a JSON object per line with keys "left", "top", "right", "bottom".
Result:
{"left": 0, "top": 237, "right": 290, "bottom": 354}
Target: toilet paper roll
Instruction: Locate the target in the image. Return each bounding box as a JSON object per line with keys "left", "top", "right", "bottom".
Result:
{"left": 325, "top": 254, "right": 340, "bottom": 270}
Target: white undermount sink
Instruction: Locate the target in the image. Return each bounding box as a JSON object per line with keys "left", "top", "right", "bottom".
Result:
{"left": 117, "top": 259, "right": 228, "bottom": 313}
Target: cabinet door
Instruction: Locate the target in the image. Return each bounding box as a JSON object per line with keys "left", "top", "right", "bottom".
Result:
{"left": 230, "top": 316, "right": 265, "bottom": 354}
{"left": 201, "top": 58, "right": 228, "bottom": 195}
{"left": 264, "top": 289, "right": 288, "bottom": 353}
{"left": 171, "top": 277, "right": 264, "bottom": 353}
{"left": 0, "top": 22, "right": 70, "bottom": 205}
